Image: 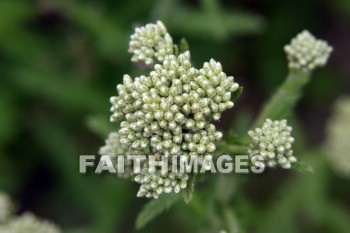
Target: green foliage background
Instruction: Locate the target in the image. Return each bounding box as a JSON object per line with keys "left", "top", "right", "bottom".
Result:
{"left": 0, "top": 0, "right": 349, "bottom": 232}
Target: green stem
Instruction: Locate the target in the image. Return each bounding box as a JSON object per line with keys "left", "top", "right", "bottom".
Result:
{"left": 252, "top": 70, "right": 311, "bottom": 129}
{"left": 189, "top": 194, "right": 221, "bottom": 231}
{"left": 215, "top": 175, "right": 240, "bottom": 233}
{"left": 222, "top": 205, "right": 240, "bottom": 233}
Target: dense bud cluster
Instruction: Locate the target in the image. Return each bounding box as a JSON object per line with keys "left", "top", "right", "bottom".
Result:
{"left": 326, "top": 97, "right": 350, "bottom": 178}
{"left": 284, "top": 30, "right": 332, "bottom": 71}
{"left": 248, "top": 119, "right": 296, "bottom": 169}
{"left": 0, "top": 193, "right": 12, "bottom": 223}
{"left": 129, "top": 21, "right": 174, "bottom": 65}
{"left": 134, "top": 158, "right": 189, "bottom": 199}
{"left": 99, "top": 132, "right": 135, "bottom": 178}
{"left": 0, "top": 213, "right": 61, "bottom": 233}
{"left": 99, "top": 132, "right": 127, "bottom": 156}
{"left": 109, "top": 51, "right": 239, "bottom": 198}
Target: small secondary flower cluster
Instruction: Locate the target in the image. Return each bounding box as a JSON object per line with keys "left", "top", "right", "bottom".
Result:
{"left": 284, "top": 30, "right": 333, "bottom": 71}
{"left": 248, "top": 119, "right": 296, "bottom": 169}
{"left": 326, "top": 97, "right": 350, "bottom": 178}
{"left": 128, "top": 21, "right": 173, "bottom": 65}
{"left": 99, "top": 132, "right": 135, "bottom": 178}
{"left": 0, "top": 192, "right": 61, "bottom": 233}
{"left": 0, "top": 213, "right": 61, "bottom": 233}
{"left": 104, "top": 21, "right": 240, "bottom": 198}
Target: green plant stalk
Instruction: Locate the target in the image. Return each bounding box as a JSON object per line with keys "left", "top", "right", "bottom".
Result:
{"left": 252, "top": 70, "right": 311, "bottom": 129}
{"left": 216, "top": 175, "right": 240, "bottom": 233}
{"left": 222, "top": 204, "right": 240, "bottom": 233}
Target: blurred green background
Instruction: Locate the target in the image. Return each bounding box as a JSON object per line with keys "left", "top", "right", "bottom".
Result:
{"left": 0, "top": 0, "right": 349, "bottom": 232}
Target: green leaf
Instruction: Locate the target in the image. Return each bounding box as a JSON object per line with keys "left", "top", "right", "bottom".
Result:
{"left": 231, "top": 86, "right": 243, "bottom": 102}
{"left": 13, "top": 67, "right": 108, "bottom": 112}
{"left": 136, "top": 194, "right": 181, "bottom": 229}
{"left": 167, "top": 8, "right": 264, "bottom": 41}
{"left": 56, "top": 1, "right": 129, "bottom": 60}
{"left": 183, "top": 175, "right": 196, "bottom": 204}
{"left": 292, "top": 161, "right": 314, "bottom": 173}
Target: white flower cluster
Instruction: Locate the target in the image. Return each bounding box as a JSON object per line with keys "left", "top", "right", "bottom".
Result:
{"left": 0, "top": 213, "right": 61, "bottom": 233}
{"left": 129, "top": 21, "right": 174, "bottom": 65}
{"left": 99, "top": 132, "right": 135, "bottom": 178}
{"left": 0, "top": 192, "right": 60, "bottom": 233}
{"left": 284, "top": 30, "right": 333, "bottom": 71}
{"left": 325, "top": 97, "right": 350, "bottom": 178}
{"left": 134, "top": 158, "right": 189, "bottom": 199}
{"left": 99, "top": 132, "right": 126, "bottom": 156}
{"left": 248, "top": 119, "right": 296, "bottom": 169}
{"left": 109, "top": 51, "right": 239, "bottom": 198}
{"left": 0, "top": 193, "right": 12, "bottom": 223}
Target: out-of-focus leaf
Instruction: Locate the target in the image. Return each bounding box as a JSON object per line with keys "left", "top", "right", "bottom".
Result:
{"left": 12, "top": 67, "right": 108, "bottom": 113}
{"left": 334, "top": 0, "right": 350, "bottom": 15}
{"left": 168, "top": 9, "right": 264, "bottom": 41}
{"left": 325, "top": 203, "right": 350, "bottom": 233}
{"left": 0, "top": 0, "right": 43, "bottom": 63}
{"left": 64, "top": 228, "right": 94, "bottom": 233}
{"left": 86, "top": 115, "right": 116, "bottom": 138}
{"left": 153, "top": 0, "right": 264, "bottom": 41}
{"left": 57, "top": 1, "right": 129, "bottom": 60}
{"left": 113, "top": 0, "right": 157, "bottom": 23}
{"left": 0, "top": 91, "right": 18, "bottom": 147}
{"left": 136, "top": 194, "right": 181, "bottom": 229}
{"left": 33, "top": 120, "right": 132, "bottom": 232}
{"left": 0, "top": 152, "right": 19, "bottom": 190}
{"left": 292, "top": 161, "right": 314, "bottom": 173}
{"left": 0, "top": 0, "right": 33, "bottom": 34}
{"left": 254, "top": 154, "right": 327, "bottom": 233}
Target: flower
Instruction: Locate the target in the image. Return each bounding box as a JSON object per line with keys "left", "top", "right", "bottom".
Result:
{"left": 128, "top": 21, "right": 174, "bottom": 65}
{"left": 325, "top": 97, "right": 350, "bottom": 178}
{"left": 0, "top": 192, "right": 12, "bottom": 223}
{"left": 0, "top": 213, "right": 60, "bottom": 233}
{"left": 99, "top": 132, "right": 135, "bottom": 178}
{"left": 99, "top": 132, "right": 127, "bottom": 156}
{"left": 134, "top": 157, "right": 189, "bottom": 199}
{"left": 248, "top": 119, "right": 296, "bottom": 169}
{"left": 0, "top": 192, "right": 61, "bottom": 233}
{"left": 110, "top": 51, "right": 239, "bottom": 197}
{"left": 284, "top": 30, "right": 333, "bottom": 71}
